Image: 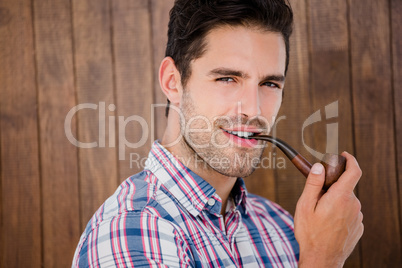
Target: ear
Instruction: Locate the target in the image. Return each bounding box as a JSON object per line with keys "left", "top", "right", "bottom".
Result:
{"left": 159, "top": 57, "right": 183, "bottom": 105}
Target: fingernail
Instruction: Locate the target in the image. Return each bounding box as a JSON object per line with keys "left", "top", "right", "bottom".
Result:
{"left": 311, "top": 163, "right": 324, "bottom": 175}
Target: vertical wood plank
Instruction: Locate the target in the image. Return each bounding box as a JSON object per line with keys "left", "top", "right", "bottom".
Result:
{"left": 390, "top": 0, "right": 402, "bottom": 249}
{"left": 150, "top": 0, "right": 175, "bottom": 140}
{"left": 307, "top": 0, "right": 359, "bottom": 266}
{"left": 33, "top": 0, "right": 80, "bottom": 266}
{"left": 72, "top": 0, "right": 118, "bottom": 229}
{"left": 0, "top": 0, "right": 42, "bottom": 267}
{"left": 270, "top": 0, "right": 314, "bottom": 214}
{"left": 348, "top": 0, "right": 402, "bottom": 266}
{"left": 111, "top": 0, "right": 154, "bottom": 179}
{"left": 308, "top": 0, "right": 354, "bottom": 157}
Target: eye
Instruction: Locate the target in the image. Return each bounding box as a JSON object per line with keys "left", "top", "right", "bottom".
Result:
{"left": 216, "top": 77, "right": 235, "bottom": 83}
{"left": 261, "top": 81, "right": 281, "bottom": 89}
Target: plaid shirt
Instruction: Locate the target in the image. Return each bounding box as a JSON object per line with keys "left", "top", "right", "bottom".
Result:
{"left": 73, "top": 141, "right": 299, "bottom": 267}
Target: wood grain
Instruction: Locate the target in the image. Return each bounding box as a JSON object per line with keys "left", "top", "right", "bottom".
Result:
{"left": 111, "top": 0, "right": 154, "bottom": 179}
{"left": 0, "top": 0, "right": 401, "bottom": 267}
{"left": 150, "top": 0, "right": 175, "bottom": 140}
{"left": 72, "top": 0, "right": 118, "bottom": 230}
{"left": 307, "top": 0, "right": 359, "bottom": 266}
{"left": 391, "top": 0, "right": 402, "bottom": 246}
{"left": 0, "top": 0, "right": 42, "bottom": 266}
{"left": 308, "top": 0, "right": 354, "bottom": 157}
{"left": 33, "top": 0, "right": 81, "bottom": 266}
{"left": 269, "top": 0, "right": 313, "bottom": 215}
{"left": 348, "top": 0, "right": 402, "bottom": 266}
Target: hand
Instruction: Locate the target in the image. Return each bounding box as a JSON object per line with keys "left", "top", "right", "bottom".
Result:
{"left": 294, "top": 152, "right": 364, "bottom": 268}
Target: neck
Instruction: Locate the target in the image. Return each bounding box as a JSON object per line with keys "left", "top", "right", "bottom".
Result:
{"left": 161, "top": 131, "right": 236, "bottom": 215}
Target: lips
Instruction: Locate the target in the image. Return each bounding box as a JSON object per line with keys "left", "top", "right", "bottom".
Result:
{"left": 221, "top": 126, "right": 265, "bottom": 137}
{"left": 222, "top": 130, "right": 257, "bottom": 138}
{"left": 221, "top": 128, "right": 260, "bottom": 148}
{"left": 221, "top": 127, "right": 264, "bottom": 141}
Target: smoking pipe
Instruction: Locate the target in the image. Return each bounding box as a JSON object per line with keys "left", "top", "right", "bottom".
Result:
{"left": 250, "top": 135, "right": 346, "bottom": 190}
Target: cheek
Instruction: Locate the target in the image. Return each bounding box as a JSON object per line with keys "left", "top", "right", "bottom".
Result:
{"left": 192, "top": 88, "right": 234, "bottom": 114}
{"left": 260, "top": 92, "right": 282, "bottom": 116}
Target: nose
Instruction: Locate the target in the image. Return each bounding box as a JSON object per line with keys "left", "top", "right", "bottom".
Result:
{"left": 239, "top": 85, "right": 261, "bottom": 118}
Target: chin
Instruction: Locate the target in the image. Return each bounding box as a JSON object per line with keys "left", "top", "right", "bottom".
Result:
{"left": 211, "top": 164, "right": 257, "bottom": 178}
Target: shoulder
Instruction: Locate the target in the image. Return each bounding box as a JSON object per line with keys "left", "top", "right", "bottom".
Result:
{"left": 74, "top": 210, "right": 192, "bottom": 267}
{"left": 73, "top": 171, "right": 193, "bottom": 267}
{"left": 91, "top": 170, "right": 157, "bottom": 225}
{"left": 83, "top": 169, "right": 178, "bottom": 234}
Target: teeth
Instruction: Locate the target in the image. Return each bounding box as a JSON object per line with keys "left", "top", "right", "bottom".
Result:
{"left": 227, "top": 131, "right": 254, "bottom": 138}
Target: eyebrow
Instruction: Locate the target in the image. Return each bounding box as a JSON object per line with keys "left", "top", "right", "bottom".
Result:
{"left": 207, "top": 67, "right": 285, "bottom": 83}
{"left": 208, "top": 68, "right": 248, "bottom": 78}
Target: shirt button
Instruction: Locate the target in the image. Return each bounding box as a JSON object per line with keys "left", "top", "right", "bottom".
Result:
{"left": 207, "top": 198, "right": 215, "bottom": 206}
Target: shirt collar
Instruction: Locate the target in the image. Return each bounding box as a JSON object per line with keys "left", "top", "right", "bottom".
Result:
{"left": 145, "top": 141, "right": 248, "bottom": 216}
{"left": 232, "top": 177, "right": 248, "bottom": 211}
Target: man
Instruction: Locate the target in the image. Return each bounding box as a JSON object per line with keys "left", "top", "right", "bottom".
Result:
{"left": 73, "top": 0, "right": 363, "bottom": 267}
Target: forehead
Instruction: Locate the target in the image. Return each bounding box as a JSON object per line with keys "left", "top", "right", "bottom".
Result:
{"left": 193, "top": 25, "right": 287, "bottom": 76}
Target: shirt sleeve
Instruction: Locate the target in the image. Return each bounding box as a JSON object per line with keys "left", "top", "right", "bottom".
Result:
{"left": 73, "top": 212, "right": 194, "bottom": 268}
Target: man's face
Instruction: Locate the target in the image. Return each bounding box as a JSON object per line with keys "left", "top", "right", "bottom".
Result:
{"left": 179, "top": 26, "right": 286, "bottom": 177}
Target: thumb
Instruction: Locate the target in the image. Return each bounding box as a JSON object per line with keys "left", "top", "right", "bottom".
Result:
{"left": 300, "top": 163, "right": 325, "bottom": 209}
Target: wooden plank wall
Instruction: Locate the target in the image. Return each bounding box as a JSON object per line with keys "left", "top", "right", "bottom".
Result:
{"left": 0, "top": 0, "right": 400, "bottom": 267}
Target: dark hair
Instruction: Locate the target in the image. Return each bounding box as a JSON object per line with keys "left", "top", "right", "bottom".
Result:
{"left": 165, "top": 0, "right": 293, "bottom": 116}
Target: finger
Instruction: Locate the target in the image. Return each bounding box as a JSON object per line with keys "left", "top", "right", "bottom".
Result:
{"left": 334, "top": 152, "right": 362, "bottom": 192}
{"left": 299, "top": 163, "right": 326, "bottom": 211}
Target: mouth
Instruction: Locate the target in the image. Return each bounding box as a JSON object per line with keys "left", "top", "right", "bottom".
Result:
{"left": 221, "top": 129, "right": 265, "bottom": 148}
{"left": 222, "top": 129, "right": 260, "bottom": 139}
